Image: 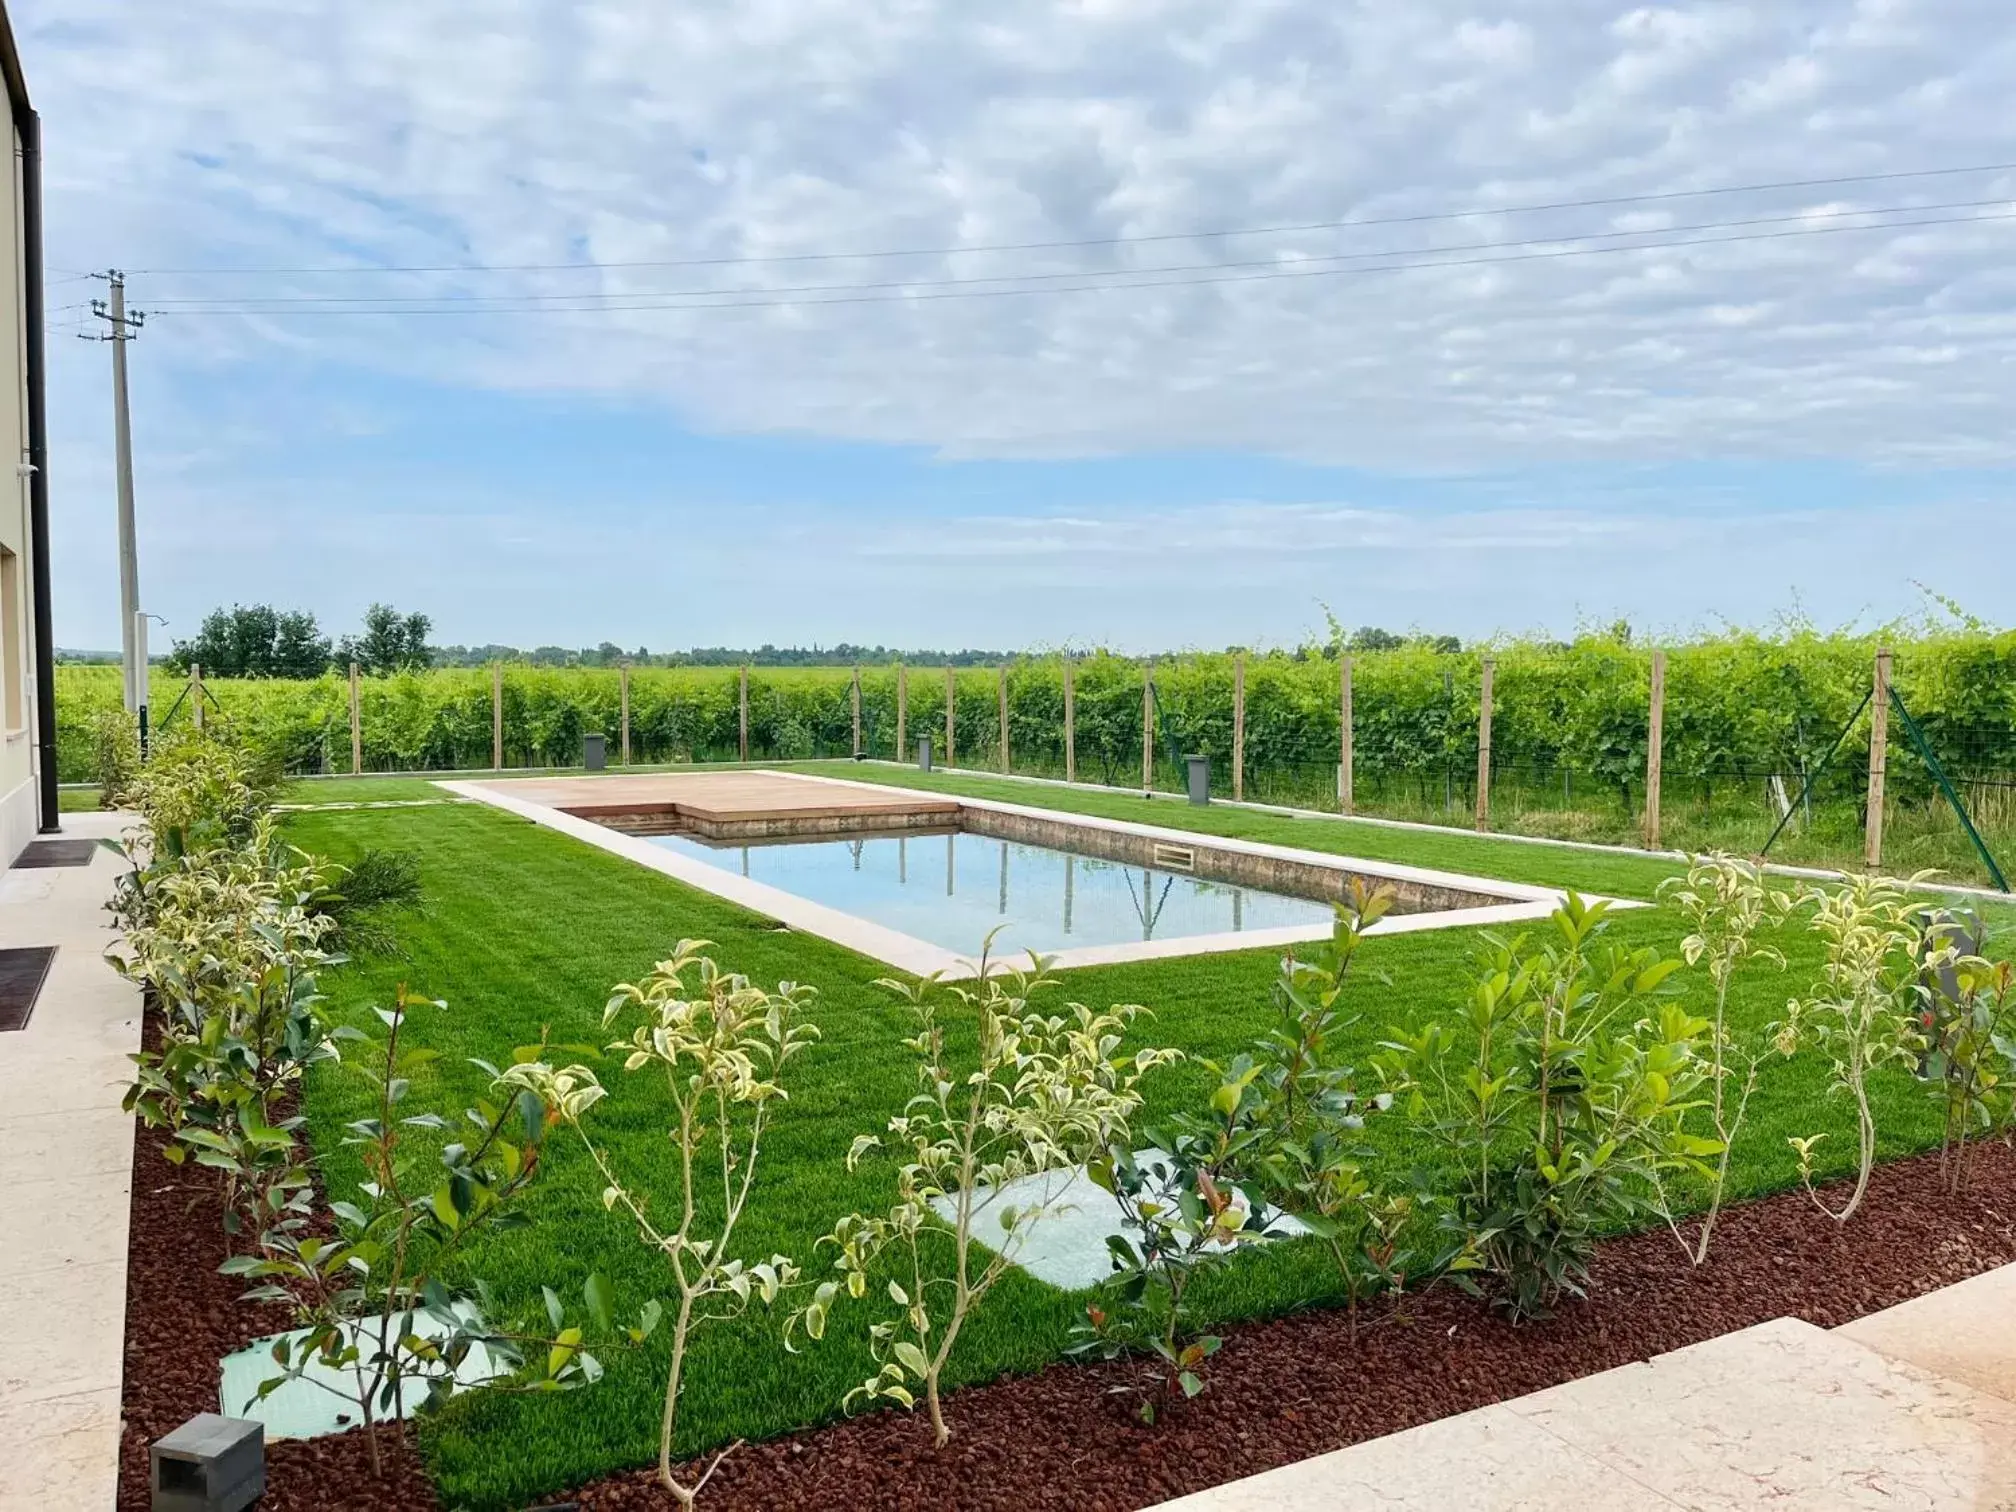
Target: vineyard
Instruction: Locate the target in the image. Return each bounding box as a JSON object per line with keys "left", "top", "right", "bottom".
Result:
{"left": 58, "top": 626, "right": 2016, "bottom": 884}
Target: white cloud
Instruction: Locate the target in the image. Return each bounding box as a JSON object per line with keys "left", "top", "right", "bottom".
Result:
{"left": 21, "top": 0, "right": 2016, "bottom": 650}
{"left": 22, "top": 0, "right": 2016, "bottom": 472}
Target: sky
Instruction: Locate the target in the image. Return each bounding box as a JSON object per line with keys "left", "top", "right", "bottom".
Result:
{"left": 21, "top": 0, "right": 2016, "bottom": 654}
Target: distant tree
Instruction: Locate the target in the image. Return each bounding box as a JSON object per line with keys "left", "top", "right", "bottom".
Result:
{"left": 272, "top": 611, "right": 334, "bottom": 677}
{"left": 168, "top": 604, "right": 332, "bottom": 678}
{"left": 1347, "top": 626, "right": 1406, "bottom": 651}
{"left": 340, "top": 604, "right": 433, "bottom": 674}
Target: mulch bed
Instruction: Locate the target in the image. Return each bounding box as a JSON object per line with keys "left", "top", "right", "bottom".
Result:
{"left": 120, "top": 1022, "right": 2016, "bottom": 1512}
{"left": 115, "top": 1009, "right": 436, "bottom": 1512}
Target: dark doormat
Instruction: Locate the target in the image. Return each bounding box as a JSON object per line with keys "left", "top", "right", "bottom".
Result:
{"left": 12, "top": 838, "right": 98, "bottom": 869}
{"left": 0, "top": 946, "right": 56, "bottom": 1031}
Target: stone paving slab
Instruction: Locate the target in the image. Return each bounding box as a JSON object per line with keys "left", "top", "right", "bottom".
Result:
{"left": 1151, "top": 1300, "right": 2016, "bottom": 1512}
{"left": 1151, "top": 1399, "right": 1683, "bottom": 1510}
{"left": 0, "top": 813, "right": 141, "bottom": 1512}
{"left": 1510, "top": 1316, "right": 2016, "bottom": 1510}
{"left": 0, "top": 1387, "right": 123, "bottom": 1507}
{"left": 1839, "top": 1261, "right": 2016, "bottom": 1406}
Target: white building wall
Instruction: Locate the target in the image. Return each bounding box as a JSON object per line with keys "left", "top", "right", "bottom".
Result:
{"left": 0, "top": 112, "right": 33, "bottom": 865}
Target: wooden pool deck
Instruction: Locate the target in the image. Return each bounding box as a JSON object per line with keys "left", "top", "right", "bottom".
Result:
{"left": 465, "top": 770, "right": 960, "bottom": 838}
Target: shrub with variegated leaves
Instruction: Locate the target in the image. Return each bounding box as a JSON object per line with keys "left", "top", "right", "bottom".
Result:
{"left": 503, "top": 941, "right": 817, "bottom": 1510}
{"left": 787, "top": 944, "right": 1179, "bottom": 1448}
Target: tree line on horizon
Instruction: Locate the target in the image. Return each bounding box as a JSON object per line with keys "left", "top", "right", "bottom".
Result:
{"left": 56, "top": 600, "right": 1464, "bottom": 677}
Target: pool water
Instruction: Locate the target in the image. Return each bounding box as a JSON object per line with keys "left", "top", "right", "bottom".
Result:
{"left": 646, "top": 829, "right": 1337, "bottom": 956}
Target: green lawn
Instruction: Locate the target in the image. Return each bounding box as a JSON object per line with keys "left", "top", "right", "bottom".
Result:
{"left": 280, "top": 791, "right": 1980, "bottom": 1510}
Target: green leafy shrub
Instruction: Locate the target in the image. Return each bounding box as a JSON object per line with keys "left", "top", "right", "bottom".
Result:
{"left": 123, "top": 727, "right": 273, "bottom": 859}
{"left": 111, "top": 817, "right": 342, "bottom": 1246}
{"left": 1070, "top": 1133, "right": 1273, "bottom": 1423}
{"left": 1913, "top": 932, "right": 2016, "bottom": 1194}
{"left": 90, "top": 704, "right": 140, "bottom": 807}
{"left": 1375, "top": 895, "right": 1714, "bottom": 1319}
{"left": 227, "top": 987, "right": 638, "bottom": 1480}
{"left": 307, "top": 846, "right": 425, "bottom": 955}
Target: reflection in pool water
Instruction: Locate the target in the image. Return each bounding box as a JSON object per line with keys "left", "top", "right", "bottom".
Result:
{"left": 645, "top": 829, "right": 1335, "bottom": 956}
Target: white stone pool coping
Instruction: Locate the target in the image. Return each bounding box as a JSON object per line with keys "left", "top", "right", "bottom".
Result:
{"left": 439, "top": 771, "right": 1635, "bottom": 977}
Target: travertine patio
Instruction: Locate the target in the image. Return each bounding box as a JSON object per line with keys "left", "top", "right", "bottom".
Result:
{"left": 0, "top": 812, "right": 142, "bottom": 1512}
{"left": 1152, "top": 1266, "right": 2016, "bottom": 1511}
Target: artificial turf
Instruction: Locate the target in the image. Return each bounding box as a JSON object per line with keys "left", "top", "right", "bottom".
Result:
{"left": 280, "top": 781, "right": 1994, "bottom": 1508}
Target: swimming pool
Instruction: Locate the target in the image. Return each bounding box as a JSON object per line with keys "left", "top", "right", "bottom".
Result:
{"left": 444, "top": 770, "right": 1585, "bottom": 975}
{"left": 647, "top": 829, "right": 1337, "bottom": 957}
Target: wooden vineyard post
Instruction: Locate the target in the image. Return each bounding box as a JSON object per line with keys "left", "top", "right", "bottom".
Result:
{"left": 997, "top": 664, "right": 1011, "bottom": 773}
{"left": 945, "top": 665, "right": 956, "bottom": 767}
{"left": 492, "top": 662, "right": 504, "bottom": 770}
{"left": 1338, "top": 654, "right": 1354, "bottom": 815}
{"left": 851, "top": 666, "right": 863, "bottom": 758}
{"left": 619, "top": 661, "right": 631, "bottom": 765}
{"left": 191, "top": 664, "right": 204, "bottom": 732}
{"left": 1643, "top": 649, "right": 1666, "bottom": 849}
{"left": 1232, "top": 653, "right": 1246, "bottom": 803}
{"left": 1474, "top": 657, "right": 1495, "bottom": 833}
{"left": 1866, "top": 645, "right": 1892, "bottom": 870}
{"left": 1062, "top": 655, "right": 1077, "bottom": 784}
{"left": 738, "top": 666, "right": 750, "bottom": 763}
{"left": 895, "top": 663, "right": 907, "bottom": 761}
{"left": 1141, "top": 659, "right": 1157, "bottom": 791}
{"left": 349, "top": 661, "right": 363, "bottom": 774}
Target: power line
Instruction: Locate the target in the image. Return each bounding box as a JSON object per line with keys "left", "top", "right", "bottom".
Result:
{"left": 124, "top": 160, "right": 2016, "bottom": 278}
{"left": 138, "top": 197, "right": 2013, "bottom": 311}
{"left": 142, "top": 207, "right": 2016, "bottom": 319}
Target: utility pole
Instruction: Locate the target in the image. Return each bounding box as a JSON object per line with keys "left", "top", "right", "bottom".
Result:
{"left": 88, "top": 272, "right": 144, "bottom": 711}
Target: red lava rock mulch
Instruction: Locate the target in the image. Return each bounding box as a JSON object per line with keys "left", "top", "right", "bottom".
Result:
{"left": 116, "top": 1012, "right": 438, "bottom": 1512}
{"left": 120, "top": 1041, "right": 2016, "bottom": 1512}
{"left": 579, "top": 1141, "right": 2016, "bottom": 1512}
